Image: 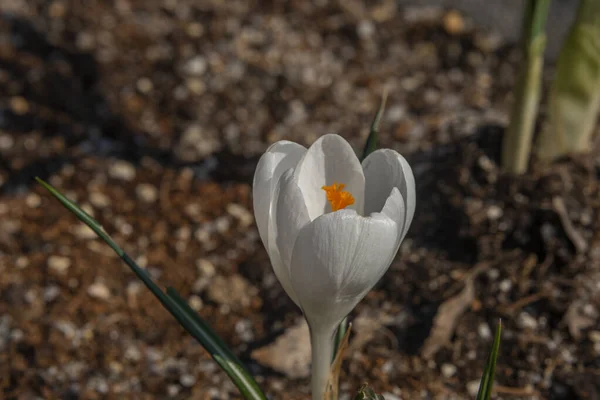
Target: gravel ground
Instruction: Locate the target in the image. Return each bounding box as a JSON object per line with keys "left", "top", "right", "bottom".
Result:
{"left": 1, "top": 1, "right": 599, "bottom": 399}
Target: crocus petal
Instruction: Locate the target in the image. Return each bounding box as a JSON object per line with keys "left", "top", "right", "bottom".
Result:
{"left": 380, "top": 187, "right": 406, "bottom": 235}
{"left": 253, "top": 141, "right": 305, "bottom": 307}
{"left": 253, "top": 141, "right": 306, "bottom": 249}
{"left": 275, "top": 169, "right": 311, "bottom": 270}
{"left": 294, "top": 134, "right": 365, "bottom": 220}
{"left": 289, "top": 209, "right": 398, "bottom": 329}
{"left": 362, "top": 149, "right": 415, "bottom": 241}
{"left": 380, "top": 187, "right": 407, "bottom": 254}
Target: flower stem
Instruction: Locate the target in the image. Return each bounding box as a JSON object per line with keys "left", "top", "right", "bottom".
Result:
{"left": 310, "top": 323, "right": 335, "bottom": 400}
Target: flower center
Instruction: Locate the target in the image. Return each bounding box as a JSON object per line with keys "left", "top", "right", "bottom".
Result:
{"left": 321, "top": 182, "right": 355, "bottom": 212}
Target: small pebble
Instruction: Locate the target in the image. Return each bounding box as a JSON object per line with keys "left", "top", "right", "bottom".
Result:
{"left": 215, "top": 216, "right": 231, "bottom": 234}
{"left": 167, "top": 384, "right": 180, "bottom": 397}
{"left": 467, "top": 380, "right": 481, "bottom": 397}
{"left": 48, "top": 255, "right": 71, "bottom": 274}
{"left": 478, "top": 322, "right": 492, "bottom": 340}
{"left": 125, "top": 346, "right": 142, "bottom": 362}
{"left": 443, "top": 10, "right": 465, "bottom": 35}
{"left": 43, "top": 285, "right": 61, "bottom": 302}
{"left": 9, "top": 96, "right": 30, "bottom": 115}
{"left": 196, "top": 259, "right": 216, "bottom": 277}
{"left": 441, "top": 363, "right": 457, "bottom": 378}
{"left": 180, "top": 374, "right": 196, "bottom": 388}
{"left": 72, "top": 223, "right": 97, "bottom": 239}
{"left": 487, "top": 205, "right": 503, "bottom": 220}
{"left": 499, "top": 279, "right": 512, "bottom": 292}
{"left": 188, "top": 295, "right": 203, "bottom": 311}
{"left": 0, "top": 134, "right": 14, "bottom": 150}
{"left": 226, "top": 203, "right": 254, "bottom": 227}
{"left": 136, "top": 184, "right": 158, "bottom": 203}
{"left": 25, "top": 193, "right": 41, "bottom": 208}
{"left": 136, "top": 77, "right": 154, "bottom": 94}
{"left": 89, "top": 192, "right": 111, "bottom": 208}
{"left": 87, "top": 281, "right": 111, "bottom": 301}
{"left": 517, "top": 312, "right": 538, "bottom": 330}
{"left": 109, "top": 160, "right": 136, "bottom": 181}
{"left": 589, "top": 331, "right": 600, "bottom": 343}
{"left": 183, "top": 56, "right": 208, "bottom": 76}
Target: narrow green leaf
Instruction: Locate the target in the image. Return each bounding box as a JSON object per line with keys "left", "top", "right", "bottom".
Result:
{"left": 35, "top": 177, "right": 122, "bottom": 256}
{"left": 214, "top": 355, "right": 267, "bottom": 400}
{"left": 476, "top": 320, "right": 502, "bottom": 400}
{"left": 361, "top": 89, "right": 388, "bottom": 161}
{"left": 37, "top": 178, "right": 266, "bottom": 400}
{"left": 332, "top": 316, "right": 348, "bottom": 360}
{"left": 165, "top": 287, "right": 243, "bottom": 365}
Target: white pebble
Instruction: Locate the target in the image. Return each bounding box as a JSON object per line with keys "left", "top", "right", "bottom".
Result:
{"left": 441, "top": 363, "right": 457, "bottom": 378}
{"left": 183, "top": 56, "right": 207, "bottom": 76}
{"left": 478, "top": 322, "right": 492, "bottom": 340}
{"left": 48, "top": 255, "right": 71, "bottom": 274}
{"left": 89, "top": 192, "right": 111, "bottom": 208}
{"left": 487, "top": 205, "right": 503, "bottom": 220}
{"left": 136, "top": 184, "right": 158, "bottom": 203}
{"left": 180, "top": 374, "right": 196, "bottom": 388}
{"left": 467, "top": 380, "right": 481, "bottom": 397}
{"left": 226, "top": 203, "right": 254, "bottom": 227}
{"left": 517, "top": 312, "right": 538, "bottom": 330}
{"left": 109, "top": 160, "right": 136, "bottom": 181}
{"left": 87, "top": 281, "right": 111, "bottom": 301}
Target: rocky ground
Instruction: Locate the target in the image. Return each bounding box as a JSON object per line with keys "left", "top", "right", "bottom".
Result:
{"left": 1, "top": 1, "right": 599, "bottom": 399}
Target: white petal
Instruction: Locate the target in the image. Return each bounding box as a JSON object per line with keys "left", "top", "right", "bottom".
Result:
{"left": 380, "top": 187, "right": 406, "bottom": 233}
{"left": 380, "top": 187, "right": 407, "bottom": 253}
{"left": 253, "top": 141, "right": 305, "bottom": 307}
{"left": 275, "top": 169, "right": 311, "bottom": 270}
{"left": 267, "top": 247, "right": 301, "bottom": 307}
{"left": 289, "top": 210, "right": 398, "bottom": 328}
{"left": 253, "top": 141, "right": 306, "bottom": 250}
{"left": 362, "top": 149, "right": 415, "bottom": 240}
{"left": 293, "top": 134, "right": 365, "bottom": 220}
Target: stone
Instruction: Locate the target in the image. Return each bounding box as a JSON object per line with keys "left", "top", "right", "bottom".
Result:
{"left": 87, "top": 281, "right": 111, "bottom": 301}
{"left": 109, "top": 160, "right": 136, "bottom": 181}
{"left": 251, "top": 319, "right": 311, "bottom": 378}
{"left": 136, "top": 184, "right": 158, "bottom": 203}
{"left": 226, "top": 203, "right": 254, "bottom": 228}
{"left": 183, "top": 56, "right": 208, "bottom": 76}
{"left": 48, "top": 255, "right": 71, "bottom": 274}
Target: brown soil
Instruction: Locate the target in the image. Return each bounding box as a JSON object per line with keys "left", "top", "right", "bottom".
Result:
{"left": 1, "top": 1, "right": 599, "bottom": 399}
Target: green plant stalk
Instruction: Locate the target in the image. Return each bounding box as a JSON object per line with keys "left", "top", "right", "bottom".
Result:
{"left": 36, "top": 178, "right": 267, "bottom": 400}
{"left": 502, "top": 0, "right": 550, "bottom": 174}
{"left": 536, "top": 0, "right": 600, "bottom": 161}
{"left": 476, "top": 320, "right": 502, "bottom": 400}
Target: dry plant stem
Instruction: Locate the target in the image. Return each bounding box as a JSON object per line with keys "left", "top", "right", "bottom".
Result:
{"left": 536, "top": 0, "right": 600, "bottom": 161}
{"left": 502, "top": 0, "right": 550, "bottom": 174}
{"left": 310, "top": 323, "right": 336, "bottom": 400}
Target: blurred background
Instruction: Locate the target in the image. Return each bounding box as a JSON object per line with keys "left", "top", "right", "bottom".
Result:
{"left": 1, "top": 1, "right": 598, "bottom": 399}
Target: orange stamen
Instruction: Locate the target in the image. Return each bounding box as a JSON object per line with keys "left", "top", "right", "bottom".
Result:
{"left": 321, "top": 182, "right": 355, "bottom": 212}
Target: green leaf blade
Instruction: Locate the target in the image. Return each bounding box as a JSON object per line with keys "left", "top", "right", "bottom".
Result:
{"left": 361, "top": 90, "right": 388, "bottom": 161}
{"left": 476, "top": 319, "right": 502, "bottom": 400}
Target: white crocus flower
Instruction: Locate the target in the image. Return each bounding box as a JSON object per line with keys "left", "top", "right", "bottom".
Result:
{"left": 253, "top": 134, "right": 415, "bottom": 400}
